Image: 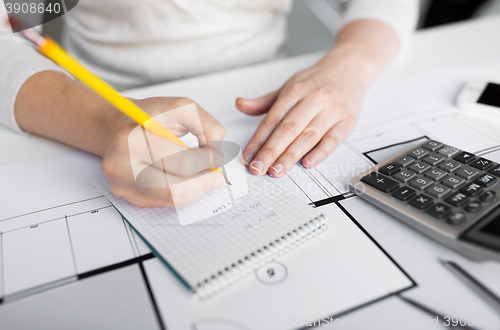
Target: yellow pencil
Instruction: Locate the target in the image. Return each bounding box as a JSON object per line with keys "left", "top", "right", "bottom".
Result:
{"left": 12, "top": 21, "right": 223, "bottom": 177}
{"left": 39, "top": 38, "right": 188, "bottom": 146}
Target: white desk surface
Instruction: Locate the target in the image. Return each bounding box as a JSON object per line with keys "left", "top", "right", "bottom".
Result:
{"left": 2, "top": 14, "right": 500, "bottom": 328}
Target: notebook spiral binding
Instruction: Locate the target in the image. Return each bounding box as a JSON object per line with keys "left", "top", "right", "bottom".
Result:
{"left": 195, "top": 214, "right": 328, "bottom": 299}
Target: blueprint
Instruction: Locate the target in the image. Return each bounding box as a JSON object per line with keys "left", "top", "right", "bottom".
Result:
{"left": 1, "top": 102, "right": 499, "bottom": 329}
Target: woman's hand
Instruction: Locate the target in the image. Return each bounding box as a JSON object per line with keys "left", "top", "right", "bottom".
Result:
{"left": 101, "top": 97, "right": 226, "bottom": 207}
{"left": 237, "top": 53, "right": 363, "bottom": 177}
{"left": 236, "top": 20, "right": 400, "bottom": 178}
{"left": 16, "top": 71, "right": 226, "bottom": 208}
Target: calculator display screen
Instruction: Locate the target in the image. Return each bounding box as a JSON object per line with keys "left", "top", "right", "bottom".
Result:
{"left": 481, "top": 215, "right": 500, "bottom": 238}
{"left": 477, "top": 83, "right": 500, "bottom": 107}
{"left": 463, "top": 205, "right": 500, "bottom": 252}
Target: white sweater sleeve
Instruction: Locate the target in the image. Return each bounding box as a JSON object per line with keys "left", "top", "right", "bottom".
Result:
{"left": 0, "top": 4, "right": 67, "bottom": 133}
{"left": 339, "top": 0, "right": 419, "bottom": 47}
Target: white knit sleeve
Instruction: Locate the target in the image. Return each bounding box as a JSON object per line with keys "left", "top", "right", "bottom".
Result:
{"left": 338, "top": 0, "right": 419, "bottom": 48}
{"left": 0, "top": 4, "right": 68, "bottom": 133}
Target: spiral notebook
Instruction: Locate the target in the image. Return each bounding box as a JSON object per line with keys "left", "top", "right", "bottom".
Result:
{"left": 94, "top": 176, "right": 327, "bottom": 299}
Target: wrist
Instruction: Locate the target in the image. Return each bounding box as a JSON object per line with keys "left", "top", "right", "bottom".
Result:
{"left": 318, "top": 19, "right": 400, "bottom": 87}
{"left": 317, "top": 42, "right": 380, "bottom": 92}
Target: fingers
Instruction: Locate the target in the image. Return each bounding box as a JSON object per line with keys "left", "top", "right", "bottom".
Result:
{"left": 246, "top": 99, "right": 320, "bottom": 176}
{"left": 105, "top": 97, "right": 229, "bottom": 209}
{"left": 267, "top": 111, "right": 340, "bottom": 178}
{"left": 109, "top": 169, "right": 224, "bottom": 208}
{"left": 195, "top": 105, "right": 226, "bottom": 145}
{"left": 235, "top": 89, "right": 280, "bottom": 116}
{"left": 242, "top": 87, "right": 302, "bottom": 166}
{"left": 156, "top": 99, "right": 226, "bottom": 146}
{"left": 177, "top": 103, "right": 225, "bottom": 146}
{"left": 159, "top": 170, "right": 225, "bottom": 208}
{"left": 302, "top": 120, "right": 355, "bottom": 169}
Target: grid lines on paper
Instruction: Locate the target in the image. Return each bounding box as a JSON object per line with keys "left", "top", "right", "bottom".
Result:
{"left": 94, "top": 175, "right": 321, "bottom": 288}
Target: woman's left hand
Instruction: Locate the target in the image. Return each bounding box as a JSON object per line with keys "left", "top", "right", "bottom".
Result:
{"left": 236, "top": 47, "right": 368, "bottom": 178}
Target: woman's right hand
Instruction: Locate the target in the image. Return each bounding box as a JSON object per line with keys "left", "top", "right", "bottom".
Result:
{"left": 101, "top": 97, "right": 226, "bottom": 207}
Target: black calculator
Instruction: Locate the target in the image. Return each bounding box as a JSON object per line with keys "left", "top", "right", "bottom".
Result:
{"left": 349, "top": 140, "right": 500, "bottom": 262}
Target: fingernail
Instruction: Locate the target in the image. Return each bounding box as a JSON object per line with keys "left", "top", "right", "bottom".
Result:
{"left": 214, "top": 175, "right": 224, "bottom": 189}
{"left": 243, "top": 153, "right": 254, "bottom": 166}
{"left": 270, "top": 163, "right": 283, "bottom": 176}
{"left": 215, "top": 154, "right": 224, "bottom": 167}
{"left": 305, "top": 158, "right": 315, "bottom": 168}
{"left": 249, "top": 160, "right": 263, "bottom": 173}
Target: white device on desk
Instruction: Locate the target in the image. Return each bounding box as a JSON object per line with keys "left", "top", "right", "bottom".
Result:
{"left": 349, "top": 140, "right": 500, "bottom": 263}
{"left": 456, "top": 80, "right": 500, "bottom": 119}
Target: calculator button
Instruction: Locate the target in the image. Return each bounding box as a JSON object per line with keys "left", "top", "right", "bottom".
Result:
{"left": 426, "top": 183, "right": 451, "bottom": 199}
{"left": 392, "top": 187, "right": 417, "bottom": 201}
{"left": 488, "top": 165, "right": 500, "bottom": 177}
{"left": 423, "top": 153, "right": 445, "bottom": 166}
{"left": 459, "top": 182, "right": 483, "bottom": 197}
{"left": 427, "top": 203, "right": 452, "bottom": 219}
{"left": 409, "top": 194, "right": 434, "bottom": 209}
{"left": 438, "top": 146, "right": 460, "bottom": 158}
{"left": 473, "top": 173, "right": 498, "bottom": 188}
{"left": 407, "top": 148, "right": 429, "bottom": 160}
{"left": 409, "top": 176, "right": 433, "bottom": 190}
{"left": 453, "top": 151, "right": 475, "bottom": 164}
{"left": 424, "top": 168, "right": 447, "bottom": 181}
{"left": 393, "top": 156, "right": 415, "bottom": 168}
{"left": 470, "top": 158, "right": 494, "bottom": 171}
{"left": 439, "top": 160, "right": 462, "bottom": 173}
{"left": 444, "top": 192, "right": 469, "bottom": 207}
{"left": 447, "top": 212, "right": 467, "bottom": 226}
{"left": 408, "top": 162, "right": 431, "bottom": 174}
{"left": 361, "top": 172, "right": 399, "bottom": 193}
{"left": 455, "top": 165, "right": 480, "bottom": 180}
{"left": 441, "top": 175, "right": 465, "bottom": 189}
{"left": 464, "top": 201, "right": 482, "bottom": 213}
{"left": 479, "top": 190, "right": 497, "bottom": 203}
{"left": 378, "top": 163, "right": 400, "bottom": 176}
{"left": 422, "top": 140, "right": 443, "bottom": 152}
{"left": 394, "top": 170, "right": 417, "bottom": 183}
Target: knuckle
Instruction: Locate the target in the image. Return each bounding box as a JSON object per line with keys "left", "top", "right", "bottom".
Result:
{"left": 310, "top": 87, "right": 330, "bottom": 102}
{"left": 315, "top": 148, "right": 329, "bottom": 160}
{"left": 280, "top": 119, "right": 298, "bottom": 134}
{"left": 289, "top": 82, "right": 304, "bottom": 95}
{"left": 303, "top": 129, "right": 317, "bottom": 141}
{"left": 284, "top": 150, "right": 298, "bottom": 162}
{"left": 260, "top": 145, "right": 279, "bottom": 158}
{"left": 261, "top": 116, "right": 279, "bottom": 131}
{"left": 324, "top": 134, "right": 341, "bottom": 149}
{"left": 245, "top": 142, "right": 263, "bottom": 157}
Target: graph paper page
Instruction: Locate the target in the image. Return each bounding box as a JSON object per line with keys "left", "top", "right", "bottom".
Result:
{"left": 95, "top": 175, "right": 324, "bottom": 290}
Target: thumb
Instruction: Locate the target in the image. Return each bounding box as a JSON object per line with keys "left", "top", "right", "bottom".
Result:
{"left": 236, "top": 89, "right": 280, "bottom": 116}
